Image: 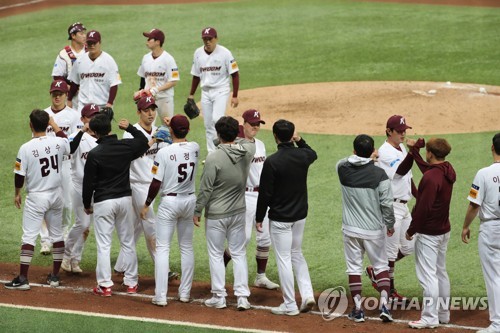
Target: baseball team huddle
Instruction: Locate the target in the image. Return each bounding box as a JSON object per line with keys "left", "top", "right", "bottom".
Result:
{"left": 4, "top": 21, "right": 500, "bottom": 333}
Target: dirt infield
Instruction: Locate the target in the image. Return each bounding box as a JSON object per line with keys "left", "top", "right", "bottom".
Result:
{"left": 1, "top": 0, "right": 498, "bottom": 332}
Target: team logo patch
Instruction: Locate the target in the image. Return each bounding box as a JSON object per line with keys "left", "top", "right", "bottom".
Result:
{"left": 152, "top": 161, "right": 159, "bottom": 175}
{"left": 172, "top": 70, "right": 179, "bottom": 79}
{"left": 231, "top": 60, "right": 238, "bottom": 70}
{"left": 14, "top": 158, "right": 21, "bottom": 171}
{"left": 469, "top": 184, "right": 479, "bottom": 199}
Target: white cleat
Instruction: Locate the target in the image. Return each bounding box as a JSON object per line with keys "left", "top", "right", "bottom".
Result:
{"left": 61, "top": 258, "right": 72, "bottom": 272}
{"left": 254, "top": 274, "right": 280, "bottom": 290}
{"left": 204, "top": 296, "right": 226, "bottom": 309}
{"left": 237, "top": 297, "right": 251, "bottom": 311}
{"left": 71, "top": 261, "right": 83, "bottom": 273}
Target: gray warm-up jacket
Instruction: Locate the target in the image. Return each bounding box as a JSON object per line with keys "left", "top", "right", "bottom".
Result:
{"left": 194, "top": 139, "right": 255, "bottom": 220}
{"left": 336, "top": 155, "right": 395, "bottom": 238}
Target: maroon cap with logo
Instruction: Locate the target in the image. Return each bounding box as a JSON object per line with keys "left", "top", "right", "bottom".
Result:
{"left": 49, "top": 80, "right": 69, "bottom": 93}
{"left": 242, "top": 109, "right": 265, "bottom": 124}
{"left": 81, "top": 104, "right": 100, "bottom": 118}
{"left": 143, "top": 29, "right": 165, "bottom": 44}
{"left": 137, "top": 96, "right": 157, "bottom": 110}
{"left": 86, "top": 30, "right": 101, "bottom": 43}
{"left": 68, "top": 22, "right": 86, "bottom": 40}
{"left": 170, "top": 114, "right": 190, "bottom": 132}
{"left": 201, "top": 27, "right": 217, "bottom": 38}
{"left": 386, "top": 115, "right": 412, "bottom": 132}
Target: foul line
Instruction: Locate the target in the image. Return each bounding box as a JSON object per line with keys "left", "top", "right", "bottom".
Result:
{"left": 0, "top": 280, "right": 485, "bottom": 331}
{"left": 0, "top": 0, "right": 44, "bottom": 11}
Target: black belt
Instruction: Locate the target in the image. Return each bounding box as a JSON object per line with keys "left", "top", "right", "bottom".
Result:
{"left": 163, "top": 192, "right": 194, "bottom": 197}
{"left": 246, "top": 186, "right": 259, "bottom": 192}
{"left": 394, "top": 199, "right": 408, "bottom": 204}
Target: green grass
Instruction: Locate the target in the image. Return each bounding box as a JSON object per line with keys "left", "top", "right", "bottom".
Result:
{"left": 1, "top": 0, "right": 499, "bottom": 312}
{"left": 0, "top": 306, "right": 241, "bottom": 332}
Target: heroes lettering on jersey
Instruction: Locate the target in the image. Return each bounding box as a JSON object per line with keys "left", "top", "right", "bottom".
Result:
{"left": 80, "top": 73, "right": 105, "bottom": 79}
{"left": 47, "top": 126, "right": 70, "bottom": 134}
{"left": 200, "top": 66, "right": 222, "bottom": 72}
{"left": 252, "top": 156, "right": 266, "bottom": 163}
{"left": 145, "top": 71, "right": 166, "bottom": 77}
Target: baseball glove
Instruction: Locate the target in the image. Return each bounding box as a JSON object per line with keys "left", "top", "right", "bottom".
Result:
{"left": 133, "top": 89, "right": 151, "bottom": 104}
{"left": 183, "top": 98, "right": 200, "bottom": 119}
{"left": 100, "top": 106, "right": 114, "bottom": 121}
{"left": 153, "top": 125, "right": 172, "bottom": 144}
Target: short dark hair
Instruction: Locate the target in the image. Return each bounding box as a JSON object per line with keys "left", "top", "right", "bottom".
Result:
{"left": 89, "top": 113, "right": 112, "bottom": 137}
{"left": 426, "top": 137, "right": 451, "bottom": 159}
{"left": 172, "top": 127, "right": 188, "bottom": 139}
{"left": 30, "top": 109, "right": 49, "bottom": 132}
{"left": 272, "top": 119, "right": 294, "bottom": 142}
{"left": 353, "top": 134, "right": 374, "bottom": 158}
{"left": 215, "top": 116, "right": 239, "bottom": 142}
{"left": 493, "top": 133, "right": 500, "bottom": 155}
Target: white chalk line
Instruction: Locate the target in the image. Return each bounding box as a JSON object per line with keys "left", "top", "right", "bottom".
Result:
{"left": 0, "top": 279, "right": 485, "bottom": 331}
{"left": 0, "top": 0, "right": 44, "bottom": 11}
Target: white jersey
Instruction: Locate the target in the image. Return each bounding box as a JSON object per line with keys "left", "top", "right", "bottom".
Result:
{"left": 52, "top": 46, "right": 87, "bottom": 79}
{"left": 14, "top": 136, "right": 70, "bottom": 193}
{"left": 377, "top": 140, "right": 413, "bottom": 201}
{"left": 468, "top": 163, "right": 500, "bottom": 222}
{"left": 153, "top": 141, "right": 200, "bottom": 195}
{"left": 124, "top": 124, "right": 168, "bottom": 185}
{"left": 44, "top": 106, "right": 80, "bottom": 137}
{"left": 190, "top": 44, "right": 238, "bottom": 90}
{"left": 137, "top": 50, "right": 179, "bottom": 99}
{"left": 69, "top": 131, "right": 98, "bottom": 192}
{"left": 246, "top": 138, "right": 266, "bottom": 188}
{"left": 68, "top": 51, "right": 122, "bottom": 109}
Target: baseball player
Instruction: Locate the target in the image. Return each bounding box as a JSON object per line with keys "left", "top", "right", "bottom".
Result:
{"left": 223, "top": 110, "right": 279, "bottom": 290}
{"left": 337, "top": 134, "right": 395, "bottom": 323}
{"left": 142, "top": 115, "right": 199, "bottom": 307}
{"left": 193, "top": 116, "right": 254, "bottom": 311}
{"left": 113, "top": 96, "right": 168, "bottom": 274}
{"left": 61, "top": 104, "right": 100, "bottom": 273}
{"left": 52, "top": 22, "right": 87, "bottom": 108}
{"left": 82, "top": 114, "right": 149, "bottom": 297}
{"left": 255, "top": 120, "right": 317, "bottom": 316}
{"left": 188, "top": 27, "right": 239, "bottom": 153}
{"left": 462, "top": 133, "right": 500, "bottom": 333}
{"left": 138, "top": 29, "right": 180, "bottom": 125}
{"left": 405, "top": 138, "right": 455, "bottom": 329}
{"left": 367, "top": 115, "right": 416, "bottom": 303}
{"left": 5, "top": 109, "right": 70, "bottom": 290}
{"left": 38, "top": 80, "right": 81, "bottom": 255}
{"left": 68, "top": 30, "right": 121, "bottom": 111}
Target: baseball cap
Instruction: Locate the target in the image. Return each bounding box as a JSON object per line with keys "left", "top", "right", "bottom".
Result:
{"left": 68, "top": 22, "right": 86, "bottom": 40}
{"left": 242, "top": 109, "right": 265, "bottom": 125}
{"left": 170, "top": 114, "right": 190, "bottom": 132}
{"left": 81, "top": 104, "right": 100, "bottom": 118}
{"left": 201, "top": 27, "right": 217, "bottom": 38}
{"left": 386, "top": 115, "right": 412, "bottom": 132}
{"left": 137, "top": 96, "right": 157, "bottom": 110}
{"left": 86, "top": 30, "right": 101, "bottom": 43}
{"left": 49, "top": 80, "right": 69, "bottom": 93}
{"left": 143, "top": 29, "right": 165, "bottom": 44}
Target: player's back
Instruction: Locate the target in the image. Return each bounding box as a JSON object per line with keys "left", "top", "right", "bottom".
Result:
{"left": 17, "top": 136, "right": 69, "bottom": 193}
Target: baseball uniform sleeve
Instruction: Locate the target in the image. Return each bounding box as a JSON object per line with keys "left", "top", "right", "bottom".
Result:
{"left": 152, "top": 149, "right": 166, "bottom": 182}
{"left": 190, "top": 51, "right": 201, "bottom": 77}
{"left": 227, "top": 51, "right": 239, "bottom": 75}
{"left": 82, "top": 151, "right": 97, "bottom": 208}
{"left": 167, "top": 55, "right": 180, "bottom": 82}
{"left": 14, "top": 146, "right": 27, "bottom": 177}
{"left": 52, "top": 54, "right": 68, "bottom": 78}
{"left": 137, "top": 55, "right": 146, "bottom": 78}
{"left": 108, "top": 57, "right": 122, "bottom": 87}
{"left": 467, "top": 171, "right": 484, "bottom": 205}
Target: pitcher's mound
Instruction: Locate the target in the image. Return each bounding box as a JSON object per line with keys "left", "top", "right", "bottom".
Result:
{"left": 227, "top": 81, "right": 500, "bottom": 135}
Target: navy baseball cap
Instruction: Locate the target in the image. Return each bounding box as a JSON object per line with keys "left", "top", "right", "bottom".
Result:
{"left": 202, "top": 27, "right": 217, "bottom": 38}
{"left": 68, "top": 22, "right": 86, "bottom": 40}
{"left": 143, "top": 29, "right": 165, "bottom": 44}
{"left": 137, "top": 96, "right": 157, "bottom": 110}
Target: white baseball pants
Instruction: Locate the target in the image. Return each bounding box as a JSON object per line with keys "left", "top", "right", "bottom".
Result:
{"left": 93, "top": 197, "right": 138, "bottom": 288}
{"left": 155, "top": 96, "right": 174, "bottom": 126}
{"left": 201, "top": 87, "right": 230, "bottom": 153}
{"left": 478, "top": 221, "right": 500, "bottom": 331}
{"left": 342, "top": 233, "right": 389, "bottom": 276}
{"left": 270, "top": 219, "right": 314, "bottom": 312}
{"left": 205, "top": 212, "right": 250, "bottom": 297}
{"left": 414, "top": 232, "right": 451, "bottom": 325}
{"left": 244, "top": 192, "right": 271, "bottom": 247}
{"left": 64, "top": 184, "right": 91, "bottom": 262}
{"left": 115, "top": 184, "right": 156, "bottom": 273}
{"left": 386, "top": 202, "right": 415, "bottom": 260}
{"left": 22, "top": 190, "right": 64, "bottom": 246}
{"left": 154, "top": 194, "right": 196, "bottom": 303}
